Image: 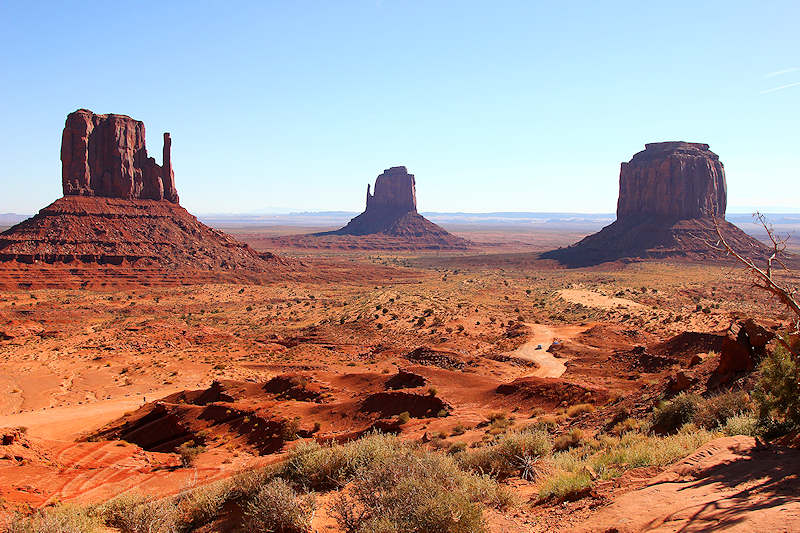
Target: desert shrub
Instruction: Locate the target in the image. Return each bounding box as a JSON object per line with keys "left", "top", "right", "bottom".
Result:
{"left": 753, "top": 344, "right": 800, "bottom": 429}
{"left": 230, "top": 464, "right": 279, "bottom": 499}
{"left": 281, "top": 433, "right": 411, "bottom": 490}
{"left": 243, "top": 478, "right": 315, "bottom": 533}
{"left": 176, "top": 440, "right": 204, "bottom": 467}
{"left": 281, "top": 417, "right": 302, "bottom": 441}
{"left": 651, "top": 393, "right": 702, "bottom": 434}
{"left": 694, "top": 390, "right": 749, "bottom": 429}
{"left": 566, "top": 403, "right": 595, "bottom": 418}
{"left": 553, "top": 428, "right": 584, "bottom": 451}
{"left": 722, "top": 413, "right": 760, "bottom": 437}
{"left": 538, "top": 470, "right": 593, "bottom": 502}
{"left": 99, "top": 492, "right": 182, "bottom": 533}
{"left": 177, "top": 478, "right": 234, "bottom": 529}
{"left": 5, "top": 505, "right": 102, "bottom": 533}
{"left": 331, "top": 444, "right": 509, "bottom": 533}
{"left": 396, "top": 411, "right": 411, "bottom": 425}
{"left": 458, "top": 429, "right": 551, "bottom": 480}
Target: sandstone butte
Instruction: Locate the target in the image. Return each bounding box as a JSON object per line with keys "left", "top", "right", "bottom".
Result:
{"left": 542, "top": 141, "right": 767, "bottom": 267}
{"left": 0, "top": 110, "right": 282, "bottom": 272}
{"left": 315, "top": 166, "right": 470, "bottom": 249}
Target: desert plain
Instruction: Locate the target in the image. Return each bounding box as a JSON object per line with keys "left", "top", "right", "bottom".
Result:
{"left": 1, "top": 220, "right": 799, "bottom": 532}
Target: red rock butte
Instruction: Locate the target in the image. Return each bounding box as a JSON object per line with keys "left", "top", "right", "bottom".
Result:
{"left": 0, "top": 109, "right": 282, "bottom": 274}
{"left": 542, "top": 142, "right": 767, "bottom": 266}
{"left": 62, "top": 109, "right": 179, "bottom": 203}
{"left": 315, "top": 166, "right": 470, "bottom": 249}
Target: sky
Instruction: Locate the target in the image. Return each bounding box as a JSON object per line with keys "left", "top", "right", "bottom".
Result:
{"left": 0, "top": 1, "right": 798, "bottom": 215}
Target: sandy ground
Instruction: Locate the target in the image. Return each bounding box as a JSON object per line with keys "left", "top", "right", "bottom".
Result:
{"left": 574, "top": 436, "right": 800, "bottom": 532}
{"left": 1, "top": 246, "right": 798, "bottom": 531}
{"left": 559, "top": 287, "right": 645, "bottom": 310}
{"left": 0, "top": 386, "right": 184, "bottom": 441}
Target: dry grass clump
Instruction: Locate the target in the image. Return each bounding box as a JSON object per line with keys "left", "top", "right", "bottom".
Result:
{"left": 553, "top": 428, "right": 584, "bottom": 451}
{"left": 722, "top": 412, "right": 760, "bottom": 437}
{"left": 4, "top": 505, "right": 102, "bottom": 533}
{"left": 566, "top": 403, "right": 595, "bottom": 418}
{"left": 244, "top": 478, "right": 315, "bottom": 533}
{"left": 538, "top": 470, "right": 593, "bottom": 501}
{"left": 458, "top": 429, "right": 551, "bottom": 480}
{"left": 536, "top": 425, "right": 717, "bottom": 502}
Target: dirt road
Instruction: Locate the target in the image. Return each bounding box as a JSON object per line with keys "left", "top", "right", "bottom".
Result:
{"left": 508, "top": 323, "right": 567, "bottom": 378}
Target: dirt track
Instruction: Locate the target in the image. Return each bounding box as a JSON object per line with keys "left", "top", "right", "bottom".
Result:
{"left": 506, "top": 323, "right": 585, "bottom": 378}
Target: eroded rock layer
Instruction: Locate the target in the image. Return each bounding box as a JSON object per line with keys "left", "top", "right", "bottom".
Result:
{"left": 543, "top": 142, "right": 766, "bottom": 266}
{"left": 618, "top": 142, "right": 726, "bottom": 220}
{"left": 0, "top": 196, "right": 281, "bottom": 271}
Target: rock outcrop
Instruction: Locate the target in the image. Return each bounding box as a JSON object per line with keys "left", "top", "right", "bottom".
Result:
{"left": 542, "top": 142, "right": 767, "bottom": 266}
{"left": 0, "top": 109, "right": 283, "bottom": 274}
{"left": 61, "top": 109, "right": 178, "bottom": 203}
{"left": 366, "top": 166, "right": 417, "bottom": 214}
{"left": 617, "top": 142, "right": 726, "bottom": 221}
{"left": 314, "top": 166, "right": 470, "bottom": 249}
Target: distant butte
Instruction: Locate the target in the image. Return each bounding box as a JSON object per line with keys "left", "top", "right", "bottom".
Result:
{"left": 0, "top": 109, "right": 282, "bottom": 273}
{"left": 542, "top": 142, "right": 767, "bottom": 266}
{"left": 314, "top": 166, "right": 470, "bottom": 249}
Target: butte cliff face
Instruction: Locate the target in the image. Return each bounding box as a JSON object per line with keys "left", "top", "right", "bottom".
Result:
{"left": 617, "top": 142, "right": 726, "bottom": 221}
{"left": 366, "top": 166, "right": 417, "bottom": 214}
{"left": 0, "top": 110, "right": 282, "bottom": 275}
{"left": 61, "top": 109, "right": 179, "bottom": 203}
{"left": 314, "top": 166, "right": 469, "bottom": 249}
{"left": 543, "top": 142, "right": 765, "bottom": 266}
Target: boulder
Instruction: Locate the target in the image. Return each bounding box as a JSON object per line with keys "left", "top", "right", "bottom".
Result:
{"left": 716, "top": 319, "right": 776, "bottom": 375}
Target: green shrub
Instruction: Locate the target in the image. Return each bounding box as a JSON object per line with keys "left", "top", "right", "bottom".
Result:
{"left": 5, "top": 505, "right": 102, "bottom": 533}
{"left": 397, "top": 411, "right": 411, "bottom": 425}
{"left": 651, "top": 393, "right": 702, "bottom": 434}
{"left": 753, "top": 344, "right": 800, "bottom": 429}
{"left": 244, "top": 478, "right": 315, "bottom": 533}
{"left": 458, "top": 429, "right": 551, "bottom": 479}
{"left": 694, "top": 390, "right": 749, "bottom": 429}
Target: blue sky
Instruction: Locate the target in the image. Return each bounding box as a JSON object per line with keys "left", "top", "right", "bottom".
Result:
{"left": 1, "top": 1, "right": 797, "bottom": 214}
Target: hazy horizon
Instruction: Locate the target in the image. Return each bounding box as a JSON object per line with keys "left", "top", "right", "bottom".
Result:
{"left": 1, "top": 1, "right": 798, "bottom": 215}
